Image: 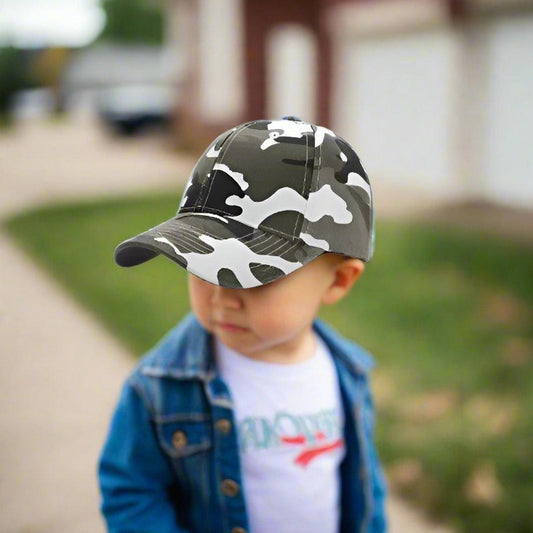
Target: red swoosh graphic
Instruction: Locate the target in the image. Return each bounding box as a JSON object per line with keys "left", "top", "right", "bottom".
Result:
{"left": 294, "top": 438, "right": 343, "bottom": 467}
{"left": 280, "top": 434, "right": 307, "bottom": 445}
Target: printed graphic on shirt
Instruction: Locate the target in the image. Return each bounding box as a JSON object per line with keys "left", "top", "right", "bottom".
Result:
{"left": 238, "top": 408, "right": 343, "bottom": 467}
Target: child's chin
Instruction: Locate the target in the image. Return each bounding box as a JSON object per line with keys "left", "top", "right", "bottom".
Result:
{"left": 216, "top": 334, "right": 254, "bottom": 355}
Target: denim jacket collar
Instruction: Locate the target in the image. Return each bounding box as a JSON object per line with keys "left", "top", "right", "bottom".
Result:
{"left": 141, "top": 313, "right": 374, "bottom": 380}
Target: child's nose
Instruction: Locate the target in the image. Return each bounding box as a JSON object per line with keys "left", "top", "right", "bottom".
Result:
{"left": 211, "top": 286, "right": 243, "bottom": 310}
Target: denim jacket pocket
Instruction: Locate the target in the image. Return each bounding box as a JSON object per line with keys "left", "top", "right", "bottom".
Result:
{"left": 156, "top": 417, "right": 212, "bottom": 459}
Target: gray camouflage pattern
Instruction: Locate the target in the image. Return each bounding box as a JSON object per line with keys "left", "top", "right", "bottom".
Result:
{"left": 115, "top": 118, "right": 374, "bottom": 288}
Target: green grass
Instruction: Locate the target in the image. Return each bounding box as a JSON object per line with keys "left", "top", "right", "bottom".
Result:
{"left": 4, "top": 194, "right": 532, "bottom": 533}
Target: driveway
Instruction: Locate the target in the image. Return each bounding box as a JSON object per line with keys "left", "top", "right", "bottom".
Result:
{"left": 0, "top": 115, "right": 455, "bottom": 533}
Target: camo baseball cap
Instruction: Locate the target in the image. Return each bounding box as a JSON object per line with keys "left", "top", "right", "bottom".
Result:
{"left": 114, "top": 117, "right": 374, "bottom": 289}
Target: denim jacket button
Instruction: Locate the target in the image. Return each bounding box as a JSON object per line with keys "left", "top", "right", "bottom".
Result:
{"left": 231, "top": 528, "right": 246, "bottom": 533}
{"left": 171, "top": 430, "right": 188, "bottom": 449}
{"left": 215, "top": 418, "right": 232, "bottom": 434}
{"left": 221, "top": 479, "right": 240, "bottom": 497}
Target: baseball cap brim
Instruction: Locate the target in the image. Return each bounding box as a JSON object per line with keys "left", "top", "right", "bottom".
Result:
{"left": 114, "top": 213, "right": 324, "bottom": 289}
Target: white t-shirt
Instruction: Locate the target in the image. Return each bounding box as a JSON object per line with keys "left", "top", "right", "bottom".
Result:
{"left": 215, "top": 335, "right": 345, "bottom": 533}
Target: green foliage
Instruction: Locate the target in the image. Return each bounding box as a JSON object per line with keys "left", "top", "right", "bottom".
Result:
{"left": 99, "top": 0, "right": 164, "bottom": 44}
{"left": 4, "top": 194, "right": 533, "bottom": 532}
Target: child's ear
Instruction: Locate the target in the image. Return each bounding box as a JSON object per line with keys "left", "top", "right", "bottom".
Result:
{"left": 322, "top": 258, "right": 365, "bottom": 305}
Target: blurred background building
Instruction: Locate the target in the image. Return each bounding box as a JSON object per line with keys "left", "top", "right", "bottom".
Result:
{"left": 169, "top": 0, "right": 532, "bottom": 209}
{"left": 1, "top": 0, "right": 532, "bottom": 207}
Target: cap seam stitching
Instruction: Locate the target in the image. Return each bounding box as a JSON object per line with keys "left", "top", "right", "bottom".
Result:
{"left": 254, "top": 235, "right": 289, "bottom": 255}
{"left": 176, "top": 222, "right": 291, "bottom": 254}
{"left": 157, "top": 218, "right": 303, "bottom": 261}
{"left": 258, "top": 222, "right": 302, "bottom": 241}
{"left": 169, "top": 231, "right": 217, "bottom": 253}
{"left": 153, "top": 227, "right": 214, "bottom": 253}
{"left": 259, "top": 126, "right": 313, "bottom": 241}
{"left": 293, "top": 127, "right": 310, "bottom": 238}
{"left": 271, "top": 239, "right": 301, "bottom": 260}
{"left": 199, "top": 122, "right": 252, "bottom": 213}
{"left": 169, "top": 219, "right": 263, "bottom": 246}
{"left": 183, "top": 129, "right": 233, "bottom": 214}
{"left": 177, "top": 208, "right": 309, "bottom": 242}
{"left": 171, "top": 224, "right": 257, "bottom": 246}
{"left": 301, "top": 125, "right": 320, "bottom": 240}
{"left": 178, "top": 206, "right": 241, "bottom": 218}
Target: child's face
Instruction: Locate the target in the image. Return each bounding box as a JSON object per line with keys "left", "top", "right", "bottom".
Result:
{"left": 188, "top": 254, "right": 363, "bottom": 363}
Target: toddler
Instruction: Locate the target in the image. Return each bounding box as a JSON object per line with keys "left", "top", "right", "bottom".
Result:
{"left": 99, "top": 117, "right": 387, "bottom": 532}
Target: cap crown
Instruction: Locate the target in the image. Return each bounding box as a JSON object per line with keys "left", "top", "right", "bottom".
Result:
{"left": 178, "top": 118, "right": 374, "bottom": 261}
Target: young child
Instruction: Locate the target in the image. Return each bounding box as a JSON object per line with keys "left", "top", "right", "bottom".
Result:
{"left": 99, "top": 117, "right": 388, "bottom": 532}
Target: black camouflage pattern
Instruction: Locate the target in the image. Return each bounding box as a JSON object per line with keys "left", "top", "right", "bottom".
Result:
{"left": 115, "top": 118, "right": 374, "bottom": 288}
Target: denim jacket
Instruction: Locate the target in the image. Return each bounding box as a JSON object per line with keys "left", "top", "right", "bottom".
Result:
{"left": 99, "top": 314, "right": 388, "bottom": 532}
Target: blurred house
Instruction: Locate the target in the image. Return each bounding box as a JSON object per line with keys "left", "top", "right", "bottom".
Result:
{"left": 168, "top": 0, "right": 532, "bottom": 208}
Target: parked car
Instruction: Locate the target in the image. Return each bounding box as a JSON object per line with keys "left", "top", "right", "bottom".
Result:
{"left": 96, "top": 84, "right": 174, "bottom": 135}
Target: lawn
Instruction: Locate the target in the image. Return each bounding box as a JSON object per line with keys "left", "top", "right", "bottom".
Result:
{"left": 4, "top": 194, "right": 532, "bottom": 533}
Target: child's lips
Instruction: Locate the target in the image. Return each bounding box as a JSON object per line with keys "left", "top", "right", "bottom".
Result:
{"left": 214, "top": 321, "right": 249, "bottom": 333}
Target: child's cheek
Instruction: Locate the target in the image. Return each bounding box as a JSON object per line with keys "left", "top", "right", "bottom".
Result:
{"left": 188, "top": 292, "right": 212, "bottom": 332}
{"left": 256, "top": 313, "right": 291, "bottom": 339}
{"left": 190, "top": 306, "right": 210, "bottom": 332}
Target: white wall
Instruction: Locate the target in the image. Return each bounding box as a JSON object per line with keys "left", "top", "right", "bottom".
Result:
{"left": 266, "top": 24, "right": 317, "bottom": 123}
{"left": 334, "top": 28, "right": 459, "bottom": 198}
{"left": 197, "top": 0, "right": 244, "bottom": 122}
{"left": 333, "top": 13, "right": 533, "bottom": 209}
{"left": 482, "top": 15, "right": 533, "bottom": 208}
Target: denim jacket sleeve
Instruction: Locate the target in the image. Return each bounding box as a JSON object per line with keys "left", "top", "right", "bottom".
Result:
{"left": 98, "top": 379, "right": 189, "bottom": 533}
{"left": 362, "top": 377, "right": 388, "bottom": 532}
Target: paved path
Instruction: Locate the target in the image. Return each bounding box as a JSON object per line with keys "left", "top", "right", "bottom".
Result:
{"left": 0, "top": 115, "right": 195, "bottom": 218}
{"left": 0, "top": 232, "right": 132, "bottom": 533}
{"left": 0, "top": 116, "right": 455, "bottom": 533}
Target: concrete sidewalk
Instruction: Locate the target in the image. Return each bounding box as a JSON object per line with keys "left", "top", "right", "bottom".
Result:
{"left": 0, "top": 232, "right": 132, "bottom": 533}
{"left": 0, "top": 116, "right": 456, "bottom": 533}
